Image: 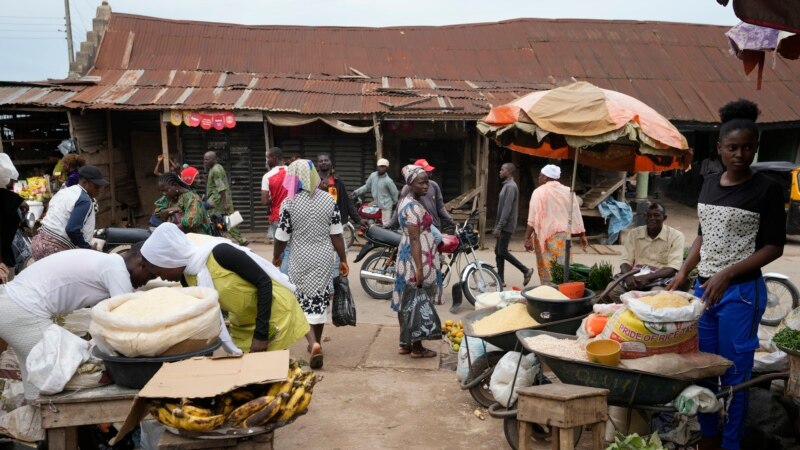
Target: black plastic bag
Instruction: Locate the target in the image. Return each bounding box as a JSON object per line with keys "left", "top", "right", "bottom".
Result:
{"left": 399, "top": 285, "right": 442, "bottom": 346}
{"left": 332, "top": 276, "right": 356, "bottom": 327}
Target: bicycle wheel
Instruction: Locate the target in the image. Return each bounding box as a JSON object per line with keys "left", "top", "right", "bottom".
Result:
{"left": 762, "top": 277, "right": 800, "bottom": 325}
{"left": 462, "top": 263, "right": 502, "bottom": 306}
{"left": 359, "top": 251, "right": 395, "bottom": 300}
{"left": 344, "top": 223, "right": 356, "bottom": 248}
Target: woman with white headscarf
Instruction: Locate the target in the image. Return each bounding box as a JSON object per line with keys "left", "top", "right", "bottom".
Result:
{"left": 141, "top": 223, "right": 308, "bottom": 354}
{"left": 523, "top": 164, "right": 588, "bottom": 284}
{"left": 392, "top": 165, "right": 442, "bottom": 359}
{"left": 273, "top": 159, "right": 348, "bottom": 369}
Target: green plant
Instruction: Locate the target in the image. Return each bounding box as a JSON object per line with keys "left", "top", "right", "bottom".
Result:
{"left": 606, "top": 432, "right": 664, "bottom": 450}
{"left": 587, "top": 261, "right": 613, "bottom": 291}
{"left": 549, "top": 260, "right": 589, "bottom": 285}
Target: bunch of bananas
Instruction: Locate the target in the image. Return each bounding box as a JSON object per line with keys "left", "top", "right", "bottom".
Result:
{"left": 148, "top": 359, "right": 318, "bottom": 432}
{"left": 443, "top": 320, "right": 464, "bottom": 352}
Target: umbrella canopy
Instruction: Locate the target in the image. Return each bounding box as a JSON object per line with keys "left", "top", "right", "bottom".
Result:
{"left": 477, "top": 81, "right": 692, "bottom": 172}
{"left": 726, "top": 22, "right": 800, "bottom": 89}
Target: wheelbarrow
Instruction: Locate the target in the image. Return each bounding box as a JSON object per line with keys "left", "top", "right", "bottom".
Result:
{"left": 459, "top": 306, "right": 587, "bottom": 407}
{"left": 489, "top": 329, "right": 790, "bottom": 450}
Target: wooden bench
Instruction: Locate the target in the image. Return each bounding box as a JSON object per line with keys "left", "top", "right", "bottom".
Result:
{"left": 36, "top": 384, "right": 137, "bottom": 450}
{"left": 516, "top": 384, "right": 608, "bottom": 450}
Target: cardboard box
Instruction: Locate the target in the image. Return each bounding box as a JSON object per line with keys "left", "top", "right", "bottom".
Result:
{"left": 110, "top": 350, "right": 289, "bottom": 444}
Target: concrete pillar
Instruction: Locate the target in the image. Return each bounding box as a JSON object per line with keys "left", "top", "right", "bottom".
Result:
{"left": 634, "top": 172, "right": 649, "bottom": 226}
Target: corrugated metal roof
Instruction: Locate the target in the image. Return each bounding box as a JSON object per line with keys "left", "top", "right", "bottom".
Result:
{"left": 1, "top": 14, "right": 799, "bottom": 122}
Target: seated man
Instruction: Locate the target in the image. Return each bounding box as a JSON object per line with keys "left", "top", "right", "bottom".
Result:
{"left": 604, "top": 203, "right": 684, "bottom": 303}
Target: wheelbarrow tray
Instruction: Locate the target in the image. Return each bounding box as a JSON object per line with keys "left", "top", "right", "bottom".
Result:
{"left": 515, "top": 330, "right": 692, "bottom": 406}
{"left": 463, "top": 307, "right": 587, "bottom": 351}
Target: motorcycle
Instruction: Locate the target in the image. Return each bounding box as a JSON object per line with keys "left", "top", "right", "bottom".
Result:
{"left": 344, "top": 196, "right": 384, "bottom": 248}
{"left": 93, "top": 227, "right": 151, "bottom": 254}
{"left": 356, "top": 209, "right": 502, "bottom": 305}
{"left": 762, "top": 272, "right": 800, "bottom": 326}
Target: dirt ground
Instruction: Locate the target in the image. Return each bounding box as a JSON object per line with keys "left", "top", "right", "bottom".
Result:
{"left": 240, "top": 199, "right": 800, "bottom": 450}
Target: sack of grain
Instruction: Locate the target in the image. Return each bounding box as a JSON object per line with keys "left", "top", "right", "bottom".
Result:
{"left": 621, "top": 291, "right": 704, "bottom": 323}
{"left": 619, "top": 352, "right": 731, "bottom": 380}
{"left": 90, "top": 287, "right": 221, "bottom": 357}
{"left": 489, "top": 352, "right": 538, "bottom": 407}
{"left": 599, "top": 307, "right": 698, "bottom": 359}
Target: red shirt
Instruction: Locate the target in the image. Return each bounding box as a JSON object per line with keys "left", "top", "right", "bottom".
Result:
{"left": 261, "top": 166, "right": 288, "bottom": 222}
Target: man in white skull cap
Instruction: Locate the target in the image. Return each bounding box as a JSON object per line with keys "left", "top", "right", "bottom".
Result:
{"left": 523, "top": 164, "right": 588, "bottom": 284}
{"left": 352, "top": 158, "right": 399, "bottom": 226}
{"left": 140, "top": 223, "right": 310, "bottom": 358}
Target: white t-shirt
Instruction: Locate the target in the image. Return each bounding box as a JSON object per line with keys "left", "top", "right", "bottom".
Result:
{"left": 6, "top": 249, "right": 134, "bottom": 318}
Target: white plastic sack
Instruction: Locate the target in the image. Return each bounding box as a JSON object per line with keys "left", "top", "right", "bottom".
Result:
{"left": 621, "top": 290, "right": 704, "bottom": 323}
{"left": 0, "top": 405, "right": 44, "bottom": 442}
{"left": 456, "top": 336, "right": 501, "bottom": 382}
{"left": 475, "top": 291, "right": 522, "bottom": 310}
{"left": 754, "top": 350, "right": 788, "bottom": 372}
{"left": 90, "top": 287, "right": 221, "bottom": 357}
{"left": 489, "top": 351, "right": 538, "bottom": 407}
{"left": 782, "top": 306, "right": 800, "bottom": 331}
{"left": 26, "top": 324, "right": 90, "bottom": 395}
{"left": 676, "top": 385, "right": 721, "bottom": 416}
{"left": 593, "top": 303, "right": 626, "bottom": 316}
{"left": 0, "top": 379, "right": 25, "bottom": 414}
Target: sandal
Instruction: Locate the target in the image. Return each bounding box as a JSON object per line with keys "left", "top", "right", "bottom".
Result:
{"left": 309, "top": 343, "right": 323, "bottom": 369}
{"left": 410, "top": 348, "right": 437, "bottom": 359}
{"left": 398, "top": 346, "right": 412, "bottom": 355}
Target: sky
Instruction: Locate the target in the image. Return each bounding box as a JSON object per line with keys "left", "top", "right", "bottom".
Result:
{"left": 1, "top": 0, "right": 740, "bottom": 81}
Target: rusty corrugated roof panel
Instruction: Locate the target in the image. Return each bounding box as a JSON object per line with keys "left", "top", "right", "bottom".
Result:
{"left": 3, "top": 15, "right": 800, "bottom": 122}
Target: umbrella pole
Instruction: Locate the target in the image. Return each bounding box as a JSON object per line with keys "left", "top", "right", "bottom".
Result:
{"left": 563, "top": 149, "right": 581, "bottom": 283}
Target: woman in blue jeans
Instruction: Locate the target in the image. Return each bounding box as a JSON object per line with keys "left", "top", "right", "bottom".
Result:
{"left": 669, "top": 99, "right": 785, "bottom": 450}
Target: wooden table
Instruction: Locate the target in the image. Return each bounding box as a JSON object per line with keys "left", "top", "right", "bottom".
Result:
{"left": 35, "top": 384, "right": 137, "bottom": 450}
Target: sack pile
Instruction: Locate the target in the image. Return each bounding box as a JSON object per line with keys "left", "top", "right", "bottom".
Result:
{"left": 90, "top": 287, "right": 221, "bottom": 357}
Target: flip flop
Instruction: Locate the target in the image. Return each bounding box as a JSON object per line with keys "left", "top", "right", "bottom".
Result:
{"left": 410, "top": 348, "right": 437, "bottom": 359}
{"left": 398, "top": 346, "right": 412, "bottom": 355}
{"left": 309, "top": 344, "right": 323, "bottom": 369}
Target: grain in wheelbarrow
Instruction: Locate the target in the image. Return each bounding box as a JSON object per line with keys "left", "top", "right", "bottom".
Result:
{"left": 471, "top": 303, "right": 538, "bottom": 335}
{"left": 523, "top": 335, "right": 587, "bottom": 361}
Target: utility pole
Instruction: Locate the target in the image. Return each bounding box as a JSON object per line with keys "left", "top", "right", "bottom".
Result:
{"left": 64, "top": 0, "right": 75, "bottom": 65}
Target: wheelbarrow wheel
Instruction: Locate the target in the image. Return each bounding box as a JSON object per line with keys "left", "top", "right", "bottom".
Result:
{"left": 503, "top": 417, "right": 583, "bottom": 450}
{"left": 466, "top": 351, "right": 505, "bottom": 407}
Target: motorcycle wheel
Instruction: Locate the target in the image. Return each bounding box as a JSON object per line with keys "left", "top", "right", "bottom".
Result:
{"left": 108, "top": 244, "right": 132, "bottom": 255}
{"left": 462, "top": 263, "right": 502, "bottom": 306}
{"left": 762, "top": 277, "right": 800, "bottom": 326}
{"left": 359, "top": 252, "right": 395, "bottom": 300}
{"left": 344, "top": 223, "right": 356, "bottom": 248}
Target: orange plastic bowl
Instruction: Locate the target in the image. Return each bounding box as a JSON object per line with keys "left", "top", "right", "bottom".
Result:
{"left": 558, "top": 281, "right": 586, "bottom": 300}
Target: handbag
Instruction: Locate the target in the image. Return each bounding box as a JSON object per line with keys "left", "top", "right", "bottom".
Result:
{"left": 332, "top": 276, "right": 356, "bottom": 327}
{"left": 224, "top": 211, "right": 243, "bottom": 229}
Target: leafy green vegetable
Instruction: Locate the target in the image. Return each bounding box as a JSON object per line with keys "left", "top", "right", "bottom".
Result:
{"left": 549, "top": 260, "right": 588, "bottom": 285}
{"left": 773, "top": 327, "right": 800, "bottom": 352}
{"left": 587, "top": 261, "right": 613, "bottom": 291}
{"left": 606, "top": 432, "right": 664, "bottom": 450}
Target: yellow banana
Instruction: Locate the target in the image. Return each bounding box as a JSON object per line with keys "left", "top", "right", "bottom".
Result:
{"left": 216, "top": 396, "right": 234, "bottom": 416}
{"left": 156, "top": 407, "right": 181, "bottom": 428}
{"left": 230, "top": 389, "right": 255, "bottom": 403}
{"left": 296, "top": 391, "right": 313, "bottom": 413}
{"left": 227, "top": 395, "right": 274, "bottom": 424}
{"left": 241, "top": 394, "right": 284, "bottom": 428}
{"left": 266, "top": 382, "right": 282, "bottom": 397}
{"left": 174, "top": 413, "right": 226, "bottom": 432}
{"left": 181, "top": 404, "right": 212, "bottom": 418}
{"left": 284, "top": 385, "right": 306, "bottom": 412}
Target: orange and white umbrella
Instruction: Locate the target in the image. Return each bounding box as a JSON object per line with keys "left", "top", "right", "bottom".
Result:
{"left": 477, "top": 81, "right": 692, "bottom": 172}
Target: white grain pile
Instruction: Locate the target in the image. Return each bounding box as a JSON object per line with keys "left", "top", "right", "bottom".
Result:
{"left": 523, "top": 335, "right": 587, "bottom": 361}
